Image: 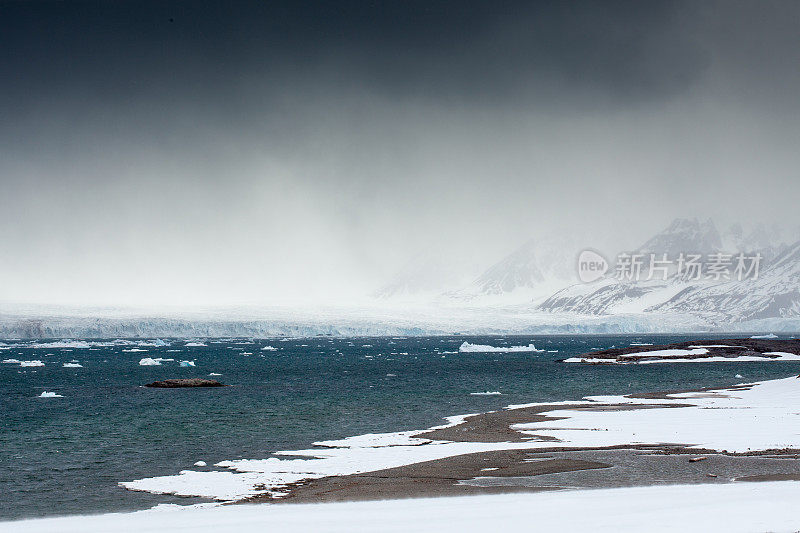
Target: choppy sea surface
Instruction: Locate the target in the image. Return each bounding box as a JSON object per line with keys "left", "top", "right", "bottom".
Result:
{"left": 2, "top": 334, "right": 800, "bottom": 520}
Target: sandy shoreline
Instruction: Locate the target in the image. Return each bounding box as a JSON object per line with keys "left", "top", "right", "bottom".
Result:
{"left": 118, "top": 364, "right": 800, "bottom": 504}
{"left": 251, "top": 383, "right": 800, "bottom": 505}
{"left": 6, "top": 363, "right": 800, "bottom": 531}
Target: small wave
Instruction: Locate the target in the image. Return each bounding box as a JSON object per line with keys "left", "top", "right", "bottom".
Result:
{"left": 470, "top": 391, "right": 502, "bottom": 396}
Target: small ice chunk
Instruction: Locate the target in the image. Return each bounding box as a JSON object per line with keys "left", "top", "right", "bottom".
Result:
{"left": 470, "top": 391, "right": 502, "bottom": 396}
{"left": 62, "top": 362, "right": 83, "bottom": 368}
{"left": 261, "top": 346, "right": 277, "bottom": 351}
{"left": 179, "top": 360, "right": 196, "bottom": 367}
{"left": 194, "top": 461, "right": 207, "bottom": 467}
{"left": 39, "top": 391, "right": 63, "bottom": 398}
{"left": 139, "top": 358, "right": 162, "bottom": 366}
{"left": 185, "top": 342, "right": 207, "bottom": 347}
{"left": 20, "top": 360, "right": 45, "bottom": 367}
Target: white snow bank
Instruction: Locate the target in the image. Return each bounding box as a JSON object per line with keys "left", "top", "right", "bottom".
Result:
{"left": 458, "top": 342, "right": 543, "bottom": 353}
{"left": 38, "top": 391, "right": 63, "bottom": 398}
{"left": 6, "top": 482, "right": 800, "bottom": 533}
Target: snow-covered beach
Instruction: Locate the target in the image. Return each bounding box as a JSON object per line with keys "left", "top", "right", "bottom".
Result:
{"left": 4, "top": 372, "right": 800, "bottom": 532}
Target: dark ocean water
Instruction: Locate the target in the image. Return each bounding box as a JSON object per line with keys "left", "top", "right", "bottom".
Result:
{"left": 2, "top": 334, "right": 799, "bottom": 520}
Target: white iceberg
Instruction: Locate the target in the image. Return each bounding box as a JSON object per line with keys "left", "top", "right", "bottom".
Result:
{"left": 62, "top": 362, "right": 83, "bottom": 368}
{"left": 138, "top": 358, "right": 161, "bottom": 366}
{"left": 20, "top": 360, "right": 45, "bottom": 367}
{"left": 458, "top": 342, "right": 542, "bottom": 353}
{"left": 261, "top": 346, "right": 277, "bottom": 351}
{"left": 179, "top": 360, "right": 196, "bottom": 367}
{"left": 185, "top": 342, "right": 207, "bottom": 347}
{"left": 39, "top": 391, "right": 63, "bottom": 398}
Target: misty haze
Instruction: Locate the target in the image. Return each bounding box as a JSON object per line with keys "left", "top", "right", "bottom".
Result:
{"left": 3, "top": 2, "right": 800, "bottom": 532}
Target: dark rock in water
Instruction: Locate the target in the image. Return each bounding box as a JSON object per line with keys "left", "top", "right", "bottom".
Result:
{"left": 145, "top": 378, "right": 225, "bottom": 388}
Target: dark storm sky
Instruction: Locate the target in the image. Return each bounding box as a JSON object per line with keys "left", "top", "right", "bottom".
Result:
{"left": 1, "top": 1, "right": 799, "bottom": 306}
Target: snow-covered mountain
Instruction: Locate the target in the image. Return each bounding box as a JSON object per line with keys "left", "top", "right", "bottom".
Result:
{"left": 440, "top": 238, "right": 580, "bottom": 304}
{"left": 635, "top": 217, "right": 723, "bottom": 257}
{"left": 537, "top": 218, "right": 794, "bottom": 320}
{"left": 650, "top": 241, "right": 800, "bottom": 323}
{"left": 472, "top": 239, "right": 546, "bottom": 295}
{"left": 373, "top": 252, "right": 484, "bottom": 301}
{"left": 365, "top": 217, "right": 800, "bottom": 330}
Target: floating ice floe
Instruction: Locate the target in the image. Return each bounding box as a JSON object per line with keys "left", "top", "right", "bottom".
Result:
{"left": 123, "top": 348, "right": 148, "bottom": 353}
{"left": 62, "top": 362, "right": 83, "bottom": 368}
{"left": 139, "top": 358, "right": 161, "bottom": 366}
{"left": 470, "top": 391, "right": 502, "bottom": 396}
{"left": 751, "top": 334, "right": 779, "bottom": 339}
{"left": 458, "top": 342, "right": 543, "bottom": 353}
{"left": 38, "top": 391, "right": 63, "bottom": 398}
{"left": 2, "top": 358, "right": 20, "bottom": 363}
{"left": 194, "top": 461, "right": 207, "bottom": 467}
{"left": 261, "top": 346, "right": 277, "bottom": 351}
{"left": 20, "top": 360, "right": 45, "bottom": 367}
{"left": 179, "top": 361, "right": 196, "bottom": 367}
{"left": 185, "top": 342, "right": 207, "bottom": 347}
{"left": 208, "top": 373, "right": 222, "bottom": 376}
